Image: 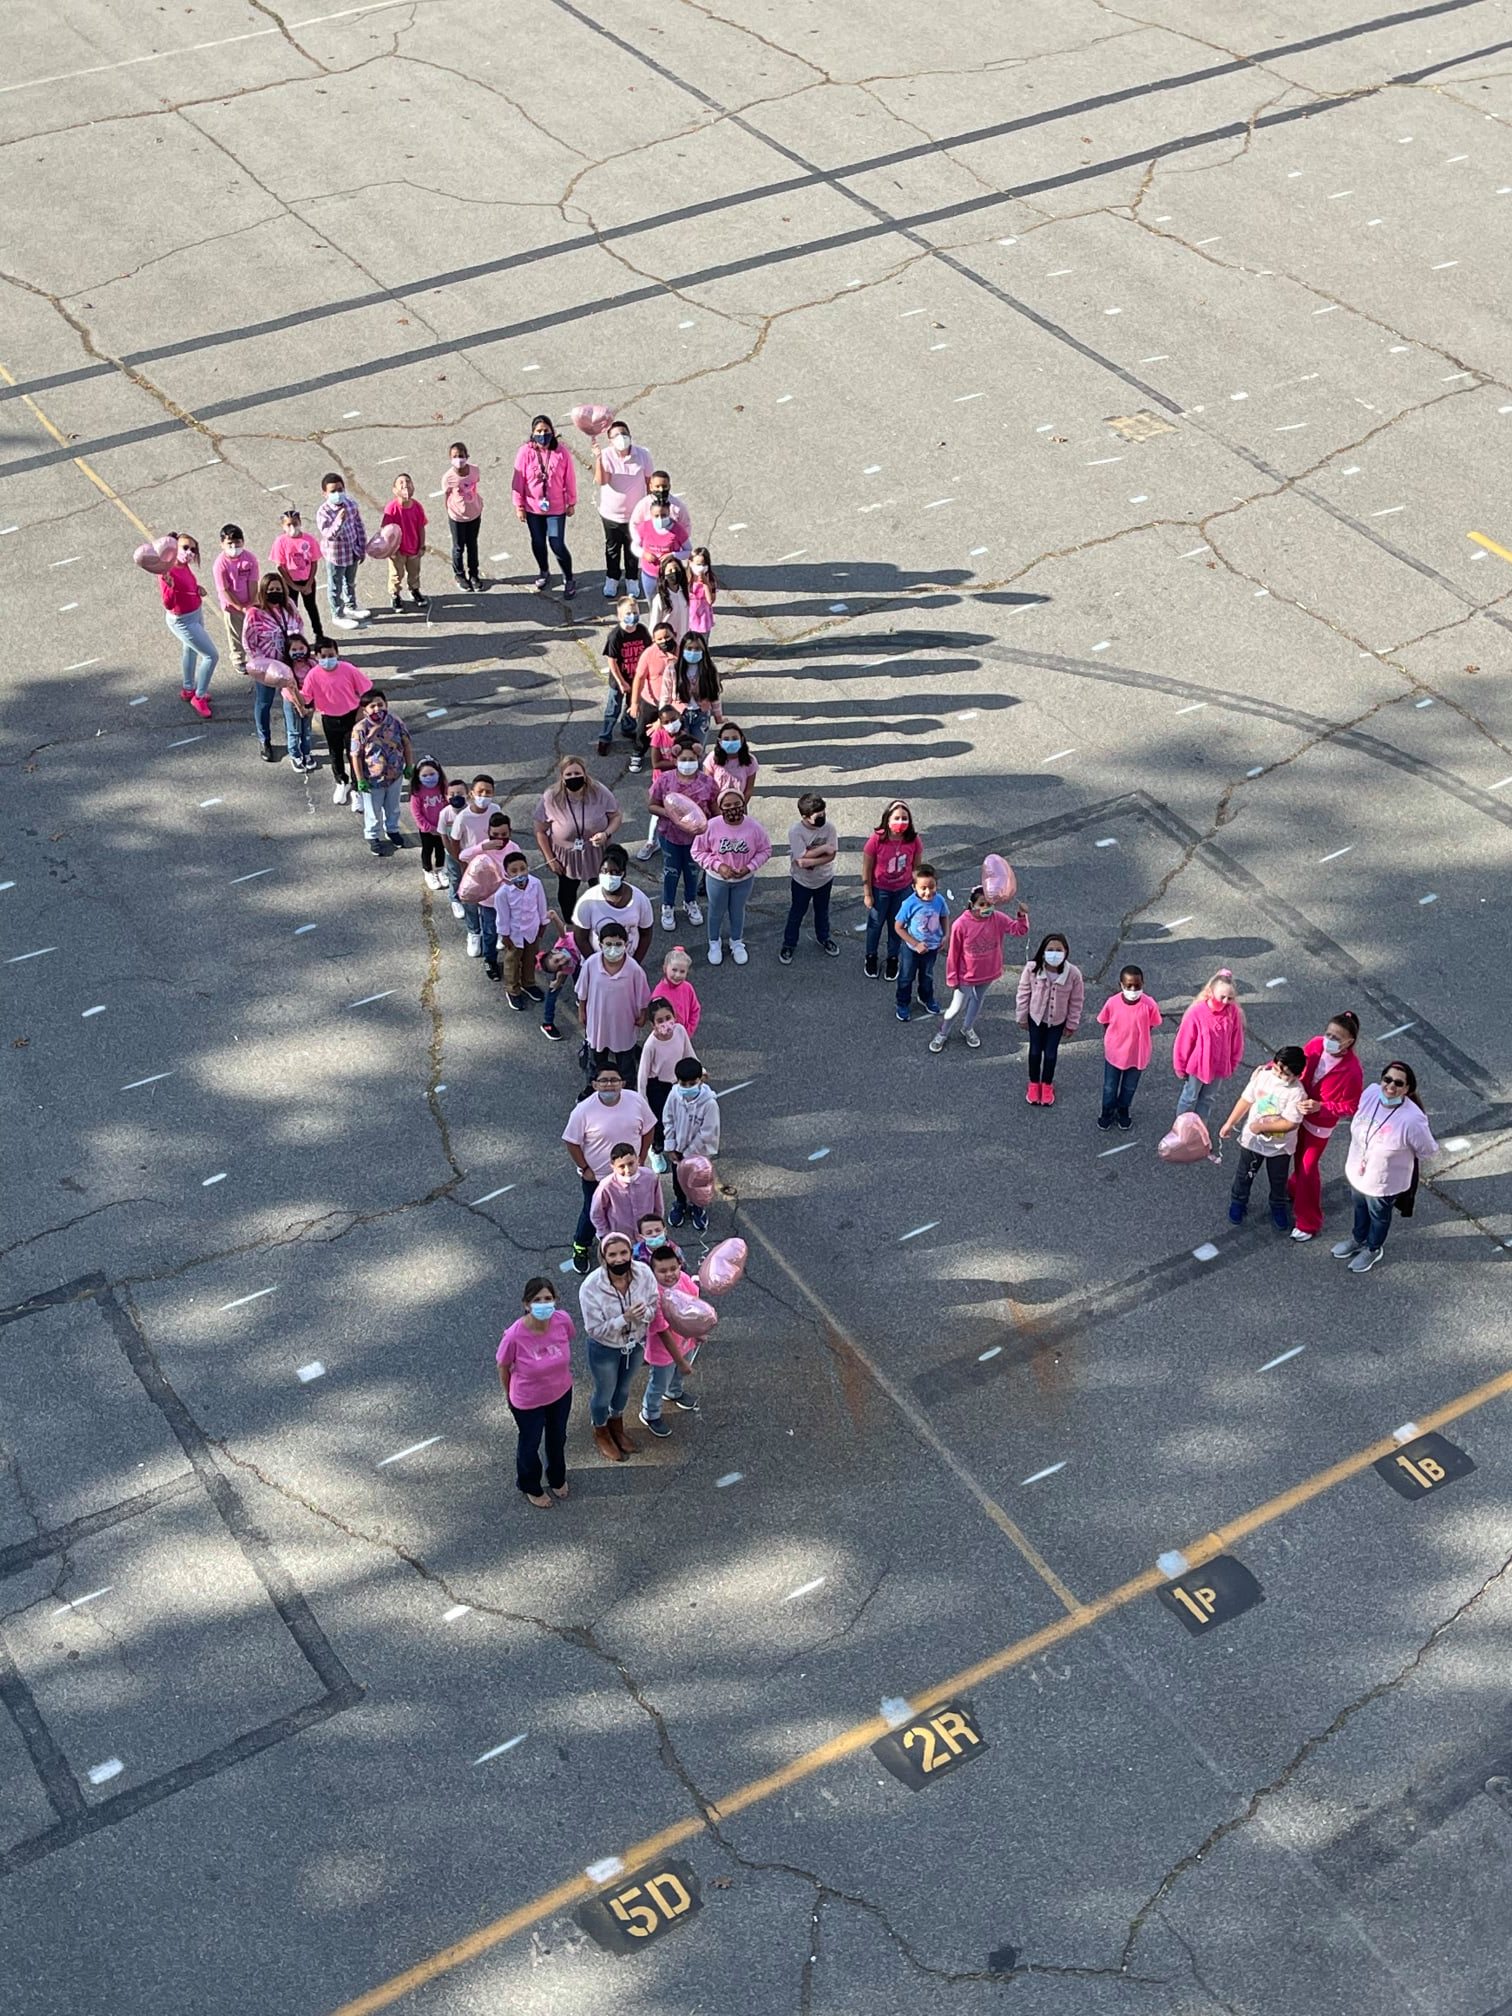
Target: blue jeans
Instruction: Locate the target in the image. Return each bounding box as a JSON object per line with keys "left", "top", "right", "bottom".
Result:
{"left": 706, "top": 874, "right": 751, "bottom": 947}
{"left": 252, "top": 680, "right": 276, "bottom": 746}
{"left": 462, "top": 901, "right": 498, "bottom": 959}
{"left": 865, "top": 887, "right": 907, "bottom": 963}
{"left": 326, "top": 557, "right": 359, "bottom": 616}
{"left": 1349, "top": 1185, "right": 1395, "bottom": 1253}
{"left": 601, "top": 685, "right": 634, "bottom": 739}
{"left": 526, "top": 511, "right": 573, "bottom": 581}
{"left": 1176, "top": 1074, "right": 1216, "bottom": 1120}
{"left": 587, "top": 1337, "right": 644, "bottom": 1427}
{"left": 360, "top": 777, "right": 403, "bottom": 840}
{"left": 282, "top": 698, "right": 311, "bottom": 761}
{"left": 642, "top": 1356, "right": 685, "bottom": 1421}
{"left": 572, "top": 1173, "right": 597, "bottom": 1252}
{"left": 783, "top": 879, "right": 832, "bottom": 949}
{"left": 660, "top": 834, "right": 698, "bottom": 907}
{"left": 165, "top": 610, "right": 218, "bottom": 694}
{"left": 1100, "top": 1061, "right": 1141, "bottom": 1122}
{"left": 896, "top": 945, "right": 940, "bottom": 1010}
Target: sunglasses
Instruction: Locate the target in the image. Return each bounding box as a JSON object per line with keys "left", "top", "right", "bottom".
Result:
{"left": 1381, "top": 1075, "right": 1408, "bottom": 1088}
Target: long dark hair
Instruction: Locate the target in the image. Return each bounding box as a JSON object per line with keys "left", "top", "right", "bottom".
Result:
{"left": 657, "top": 557, "right": 688, "bottom": 599}
{"left": 1029, "top": 932, "right": 1069, "bottom": 973}
{"left": 690, "top": 545, "right": 718, "bottom": 596}
{"left": 677, "top": 635, "right": 720, "bottom": 704}
{"left": 528, "top": 414, "right": 558, "bottom": 450}
{"left": 714, "top": 722, "right": 751, "bottom": 765}
{"left": 873, "top": 799, "right": 916, "bottom": 842}
{"left": 412, "top": 754, "right": 448, "bottom": 790}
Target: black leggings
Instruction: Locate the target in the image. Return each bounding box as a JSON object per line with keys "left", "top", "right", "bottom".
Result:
{"left": 322, "top": 707, "right": 360, "bottom": 785}
{"left": 420, "top": 832, "right": 446, "bottom": 872}
{"left": 1026, "top": 1018, "right": 1065, "bottom": 1085}
{"left": 291, "top": 581, "right": 326, "bottom": 644}
{"left": 555, "top": 873, "right": 581, "bottom": 918}
{"left": 450, "top": 518, "right": 480, "bottom": 580}
{"left": 603, "top": 517, "right": 634, "bottom": 580}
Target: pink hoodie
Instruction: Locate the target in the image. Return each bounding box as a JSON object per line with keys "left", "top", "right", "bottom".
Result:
{"left": 944, "top": 908, "right": 1028, "bottom": 990}
{"left": 511, "top": 441, "right": 577, "bottom": 515}
{"left": 1171, "top": 996, "right": 1247, "bottom": 1084}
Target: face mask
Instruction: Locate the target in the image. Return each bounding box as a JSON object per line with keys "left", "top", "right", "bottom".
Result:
{"left": 224, "top": 543, "right": 241, "bottom": 555}
{"left": 268, "top": 592, "right": 286, "bottom": 604}
{"left": 603, "top": 944, "right": 627, "bottom": 963}
{"left": 676, "top": 759, "right": 699, "bottom": 777}
{"left": 1380, "top": 1089, "right": 1405, "bottom": 1107}
{"left": 609, "top": 435, "right": 630, "bottom": 452}
{"left": 326, "top": 488, "right": 345, "bottom": 501}
{"left": 1121, "top": 987, "right": 1142, "bottom": 1004}
{"left": 678, "top": 1084, "right": 701, "bottom": 1098}
{"left": 651, "top": 493, "right": 669, "bottom": 509}
{"left": 597, "top": 1088, "right": 621, "bottom": 1105}
{"left": 509, "top": 874, "right": 528, "bottom": 888}
{"left": 533, "top": 434, "right": 550, "bottom": 447}
{"left": 600, "top": 873, "right": 623, "bottom": 893}
{"left": 451, "top": 457, "right": 465, "bottom": 468}
{"left": 653, "top": 516, "right": 670, "bottom": 532}
{"left": 529, "top": 1302, "right": 555, "bottom": 1322}
{"left": 722, "top": 806, "right": 743, "bottom": 823}
{"left": 806, "top": 815, "right": 825, "bottom": 827}
{"left": 1044, "top": 949, "right": 1065, "bottom": 967}
{"left": 1323, "top": 1036, "right": 1344, "bottom": 1055}
{"left": 693, "top": 563, "right": 707, "bottom": 575}
{"left": 449, "top": 791, "right": 466, "bottom": 807}
{"left": 317, "top": 654, "right": 336, "bottom": 670}
{"left": 618, "top": 619, "right": 637, "bottom": 632}
{"left": 889, "top": 820, "right": 909, "bottom": 835}
{"left": 719, "top": 738, "right": 740, "bottom": 755}
{"left": 564, "top": 775, "right": 585, "bottom": 792}
{"left": 418, "top": 770, "right": 438, "bottom": 787}
{"left": 685, "top": 649, "right": 703, "bottom": 665}
{"left": 1212, "top": 996, "right": 1232, "bottom": 1010}
{"left": 607, "top": 1258, "right": 632, "bottom": 1276}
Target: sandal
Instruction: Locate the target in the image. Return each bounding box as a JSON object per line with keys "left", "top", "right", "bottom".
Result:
{"left": 525, "top": 1491, "right": 553, "bottom": 1509}
{"left": 550, "top": 1481, "right": 570, "bottom": 1499}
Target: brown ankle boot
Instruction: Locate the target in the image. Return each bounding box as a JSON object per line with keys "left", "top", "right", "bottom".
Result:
{"left": 607, "top": 1414, "right": 638, "bottom": 1455}
{"left": 592, "top": 1423, "right": 624, "bottom": 1463}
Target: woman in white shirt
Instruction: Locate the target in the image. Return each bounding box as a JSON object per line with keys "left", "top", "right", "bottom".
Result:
{"left": 1335, "top": 1061, "right": 1438, "bottom": 1274}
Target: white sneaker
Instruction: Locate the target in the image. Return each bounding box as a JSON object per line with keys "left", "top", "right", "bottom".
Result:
{"left": 332, "top": 781, "right": 349, "bottom": 805}
{"left": 352, "top": 789, "right": 365, "bottom": 811}
{"left": 730, "top": 939, "right": 748, "bottom": 965}
{"left": 450, "top": 897, "right": 466, "bottom": 920}
{"left": 929, "top": 1031, "right": 946, "bottom": 1054}
{"left": 685, "top": 900, "right": 702, "bottom": 925}
{"left": 660, "top": 904, "right": 676, "bottom": 930}
{"left": 707, "top": 942, "right": 723, "bottom": 966}
{"left": 1331, "top": 1239, "right": 1361, "bottom": 1260}
{"left": 1348, "top": 1247, "right": 1382, "bottom": 1272}
{"left": 350, "top": 604, "right": 372, "bottom": 620}
{"left": 1289, "top": 1228, "right": 1314, "bottom": 1242}
{"left": 466, "top": 931, "right": 482, "bottom": 958}
{"left": 635, "top": 842, "right": 657, "bottom": 863}
{"left": 602, "top": 577, "right": 619, "bottom": 598}
{"left": 964, "top": 1029, "right": 981, "bottom": 1049}
{"left": 332, "top": 614, "right": 358, "bottom": 630}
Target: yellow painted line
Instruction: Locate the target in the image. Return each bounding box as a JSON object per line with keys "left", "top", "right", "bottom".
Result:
{"left": 329, "top": 1360, "right": 1512, "bottom": 2015}
{"left": 1468, "top": 529, "right": 1512, "bottom": 566}
{"left": 739, "top": 1207, "right": 1085, "bottom": 1614}
{"left": 0, "top": 360, "right": 152, "bottom": 537}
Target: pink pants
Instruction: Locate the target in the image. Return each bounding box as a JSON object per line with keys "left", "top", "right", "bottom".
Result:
{"left": 1288, "top": 1129, "right": 1335, "bottom": 1235}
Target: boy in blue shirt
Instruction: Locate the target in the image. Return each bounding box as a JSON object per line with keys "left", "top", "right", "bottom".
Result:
{"left": 894, "top": 862, "right": 949, "bottom": 1020}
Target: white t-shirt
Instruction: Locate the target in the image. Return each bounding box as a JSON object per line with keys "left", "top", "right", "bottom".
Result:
{"left": 1238, "top": 1066, "right": 1306, "bottom": 1156}
{"left": 572, "top": 886, "right": 653, "bottom": 953}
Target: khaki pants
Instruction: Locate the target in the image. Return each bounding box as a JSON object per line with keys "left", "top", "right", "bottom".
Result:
{"left": 221, "top": 606, "right": 247, "bottom": 671}
{"left": 502, "top": 932, "right": 541, "bottom": 994}
{"left": 388, "top": 550, "right": 422, "bottom": 598}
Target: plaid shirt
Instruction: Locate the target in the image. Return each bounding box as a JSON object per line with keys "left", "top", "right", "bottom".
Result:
{"left": 316, "top": 492, "right": 368, "bottom": 565}
{"left": 349, "top": 708, "right": 409, "bottom": 785}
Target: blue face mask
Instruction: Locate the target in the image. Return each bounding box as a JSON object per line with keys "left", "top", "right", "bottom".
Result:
{"left": 597, "top": 1089, "right": 621, "bottom": 1104}
{"left": 685, "top": 649, "right": 703, "bottom": 665}
{"left": 529, "top": 1301, "right": 555, "bottom": 1322}
{"left": 1380, "top": 1091, "right": 1405, "bottom": 1107}
{"left": 719, "top": 738, "right": 740, "bottom": 755}
{"left": 677, "top": 1084, "right": 701, "bottom": 1098}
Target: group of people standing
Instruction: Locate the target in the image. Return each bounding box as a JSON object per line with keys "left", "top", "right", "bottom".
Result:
{"left": 139, "top": 414, "right": 1442, "bottom": 1509}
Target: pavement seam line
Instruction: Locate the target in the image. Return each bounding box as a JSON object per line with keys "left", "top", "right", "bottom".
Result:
{"left": 0, "top": 359, "right": 151, "bottom": 535}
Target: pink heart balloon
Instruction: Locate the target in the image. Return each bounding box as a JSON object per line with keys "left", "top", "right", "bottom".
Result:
{"left": 663, "top": 791, "right": 708, "bottom": 835}
{"left": 365, "top": 525, "right": 401, "bottom": 560}
{"left": 697, "top": 1238, "right": 747, "bottom": 1298}
{"left": 134, "top": 541, "right": 171, "bottom": 574}
{"left": 660, "top": 1287, "right": 719, "bottom": 1339}
{"left": 1157, "top": 1112, "right": 1212, "bottom": 1163}
{"left": 981, "top": 853, "right": 1016, "bottom": 903}
{"left": 677, "top": 1154, "right": 715, "bottom": 1207}
{"left": 571, "top": 403, "right": 618, "bottom": 436}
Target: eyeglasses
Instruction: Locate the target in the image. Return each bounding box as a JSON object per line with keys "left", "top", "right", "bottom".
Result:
{"left": 1381, "top": 1075, "right": 1408, "bottom": 1088}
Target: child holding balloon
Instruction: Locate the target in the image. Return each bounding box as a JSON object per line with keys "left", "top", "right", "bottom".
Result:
{"left": 664, "top": 1056, "right": 720, "bottom": 1232}
{"left": 639, "top": 1247, "right": 704, "bottom": 1434}
{"left": 930, "top": 860, "right": 1029, "bottom": 1054}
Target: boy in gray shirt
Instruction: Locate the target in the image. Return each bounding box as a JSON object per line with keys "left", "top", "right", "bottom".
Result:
{"left": 779, "top": 791, "right": 841, "bottom": 964}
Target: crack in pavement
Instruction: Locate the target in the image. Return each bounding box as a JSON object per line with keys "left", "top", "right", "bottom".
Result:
{"left": 1118, "top": 1543, "right": 1512, "bottom": 1978}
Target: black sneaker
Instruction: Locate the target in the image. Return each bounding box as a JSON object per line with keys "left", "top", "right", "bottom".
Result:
{"left": 778, "top": 945, "right": 794, "bottom": 965}
{"left": 259, "top": 741, "right": 279, "bottom": 763}
{"left": 387, "top": 831, "right": 407, "bottom": 848}
{"left": 453, "top": 571, "right": 468, "bottom": 591}
{"left": 1116, "top": 1115, "right": 1133, "bottom": 1131}
{"left": 671, "top": 1393, "right": 701, "bottom": 1413}
{"left": 637, "top": 1412, "right": 672, "bottom": 1438}
{"left": 506, "top": 991, "right": 528, "bottom": 1011}
{"left": 885, "top": 957, "right": 899, "bottom": 981}
{"left": 821, "top": 939, "right": 840, "bottom": 957}
{"left": 484, "top": 959, "right": 502, "bottom": 982}
{"left": 391, "top": 594, "right": 403, "bottom": 612}
{"left": 540, "top": 1022, "right": 563, "bottom": 1042}
{"left": 412, "top": 592, "right": 429, "bottom": 610}
{"left": 562, "top": 576, "right": 578, "bottom": 597}
{"left": 368, "top": 837, "right": 385, "bottom": 855}
{"left": 1097, "top": 1115, "right": 1115, "bottom": 1131}
{"left": 691, "top": 1207, "right": 709, "bottom": 1233}
{"left": 864, "top": 954, "right": 879, "bottom": 979}
{"left": 468, "top": 576, "right": 483, "bottom": 591}
{"left": 523, "top": 985, "right": 545, "bottom": 1003}
{"left": 596, "top": 738, "right": 610, "bottom": 757}
{"left": 570, "top": 1242, "right": 591, "bottom": 1275}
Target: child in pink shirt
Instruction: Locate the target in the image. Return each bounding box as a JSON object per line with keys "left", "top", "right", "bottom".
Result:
{"left": 539, "top": 934, "right": 581, "bottom": 1045}
{"left": 650, "top": 945, "right": 701, "bottom": 1041}
{"left": 687, "top": 547, "right": 717, "bottom": 636}
{"left": 1096, "top": 964, "right": 1163, "bottom": 1131}
{"left": 408, "top": 755, "right": 449, "bottom": 890}
{"left": 930, "top": 887, "right": 1030, "bottom": 1054}
{"left": 380, "top": 474, "right": 429, "bottom": 611}
{"left": 640, "top": 1245, "right": 702, "bottom": 1432}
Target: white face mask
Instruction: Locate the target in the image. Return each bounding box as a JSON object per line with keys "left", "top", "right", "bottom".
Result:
{"left": 1043, "top": 948, "right": 1065, "bottom": 968}
{"left": 692, "top": 562, "right": 707, "bottom": 575}
{"left": 451, "top": 457, "right": 465, "bottom": 468}
{"left": 676, "top": 759, "right": 699, "bottom": 776}
{"left": 603, "top": 944, "right": 626, "bottom": 963}
{"left": 609, "top": 435, "right": 630, "bottom": 453}
{"left": 1323, "top": 1035, "right": 1344, "bottom": 1055}
{"left": 1121, "top": 987, "right": 1142, "bottom": 1004}
{"left": 600, "top": 873, "right": 624, "bottom": 893}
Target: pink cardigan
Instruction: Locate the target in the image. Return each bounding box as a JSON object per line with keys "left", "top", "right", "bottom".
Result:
{"left": 511, "top": 442, "right": 577, "bottom": 515}
{"left": 1171, "top": 998, "right": 1247, "bottom": 1084}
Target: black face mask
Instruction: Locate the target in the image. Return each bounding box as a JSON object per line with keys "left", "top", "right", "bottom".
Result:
{"left": 564, "top": 775, "right": 585, "bottom": 792}
{"left": 607, "top": 1259, "right": 632, "bottom": 1277}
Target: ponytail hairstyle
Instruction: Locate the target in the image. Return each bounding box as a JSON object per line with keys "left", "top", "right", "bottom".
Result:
{"left": 1199, "top": 965, "right": 1246, "bottom": 1040}
{"left": 1327, "top": 1009, "right": 1360, "bottom": 1046}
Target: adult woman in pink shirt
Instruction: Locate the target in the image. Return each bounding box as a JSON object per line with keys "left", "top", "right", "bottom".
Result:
{"left": 691, "top": 790, "right": 771, "bottom": 967}
{"left": 158, "top": 533, "right": 219, "bottom": 716}
{"left": 1170, "top": 968, "right": 1247, "bottom": 1126}
{"left": 511, "top": 416, "right": 577, "bottom": 596}
{"left": 1287, "top": 1011, "right": 1363, "bottom": 1242}
{"left": 1334, "top": 1061, "right": 1437, "bottom": 1273}
{"left": 496, "top": 1277, "right": 575, "bottom": 1507}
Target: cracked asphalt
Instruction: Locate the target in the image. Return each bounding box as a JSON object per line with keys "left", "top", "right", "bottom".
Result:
{"left": 2, "top": 1, "right": 1512, "bottom": 2012}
